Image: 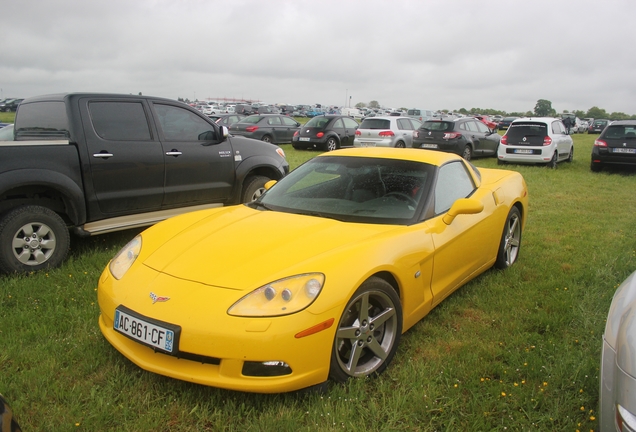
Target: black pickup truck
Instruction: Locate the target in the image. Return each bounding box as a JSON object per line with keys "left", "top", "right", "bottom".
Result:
{"left": 0, "top": 93, "right": 290, "bottom": 273}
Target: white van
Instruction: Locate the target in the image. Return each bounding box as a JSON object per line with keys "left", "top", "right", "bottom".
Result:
{"left": 406, "top": 108, "right": 434, "bottom": 121}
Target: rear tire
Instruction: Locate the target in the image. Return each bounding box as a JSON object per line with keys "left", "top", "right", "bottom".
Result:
{"left": 590, "top": 162, "right": 602, "bottom": 172}
{"left": 547, "top": 152, "right": 558, "bottom": 169}
{"left": 566, "top": 147, "right": 573, "bottom": 163}
{"left": 394, "top": 141, "right": 406, "bottom": 148}
{"left": 325, "top": 137, "right": 339, "bottom": 152}
{"left": 462, "top": 145, "right": 473, "bottom": 161}
{"left": 261, "top": 135, "right": 273, "bottom": 143}
{"left": 0, "top": 206, "right": 70, "bottom": 273}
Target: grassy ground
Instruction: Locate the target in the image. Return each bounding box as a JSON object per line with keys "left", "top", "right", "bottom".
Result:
{"left": 1, "top": 132, "right": 634, "bottom": 431}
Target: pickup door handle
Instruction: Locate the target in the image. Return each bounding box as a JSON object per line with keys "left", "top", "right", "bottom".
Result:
{"left": 93, "top": 152, "right": 114, "bottom": 158}
{"left": 166, "top": 150, "right": 182, "bottom": 157}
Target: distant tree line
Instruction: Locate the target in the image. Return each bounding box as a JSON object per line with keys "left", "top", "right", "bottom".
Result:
{"left": 355, "top": 98, "right": 635, "bottom": 120}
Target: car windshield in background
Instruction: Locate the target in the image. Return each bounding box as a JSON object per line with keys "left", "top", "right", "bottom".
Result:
{"left": 421, "top": 121, "right": 453, "bottom": 131}
{"left": 506, "top": 123, "right": 548, "bottom": 139}
{"left": 305, "top": 116, "right": 331, "bottom": 128}
{"left": 359, "top": 119, "right": 391, "bottom": 129}
{"left": 254, "top": 156, "right": 434, "bottom": 225}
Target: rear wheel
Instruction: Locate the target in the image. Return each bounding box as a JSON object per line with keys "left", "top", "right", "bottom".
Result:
{"left": 329, "top": 277, "right": 402, "bottom": 383}
{"left": 566, "top": 147, "right": 574, "bottom": 163}
{"left": 462, "top": 145, "right": 473, "bottom": 161}
{"left": 590, "top": 161, "right": 602, "bottom": 172}
{"left": 241, "top": 175, "right": 270, "bottom": 202}
{"left": 394, "top": 141, "right": 406, "bottom": 148}
{"left": 547, "top": 152, "right": 558, "bottom": 169}
{"left": 325, "top": 137, "right": 339, "bottom": 152}
{"left": 0, "top": 206, "right": 70, "bottom": 273}
{"left": 261, "top": 135, "right": 273, "bottom": 143}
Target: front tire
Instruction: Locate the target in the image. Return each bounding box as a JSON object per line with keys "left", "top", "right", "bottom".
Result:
{"left": 0, "top": 206, "right": 70, "bottom": 273}
{"left": 329, "top": 277, "right": 402, "bottom": 383}
{"left": 241, "top": 175, "right": 270, "bottom": 202}
{"left": 494, "top": 207, "right": 522, "bottom": 269}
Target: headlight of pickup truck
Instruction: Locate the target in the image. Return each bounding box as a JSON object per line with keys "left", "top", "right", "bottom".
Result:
{"left": 109, "top": 236, "right": 142, "bottom": 280}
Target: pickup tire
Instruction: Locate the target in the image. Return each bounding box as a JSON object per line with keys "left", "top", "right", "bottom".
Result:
{"left": 241, "top": 175, "right": 270, "bottom": 203}
{"left": 0, "top": 206, "right": 70, "bottom": 273}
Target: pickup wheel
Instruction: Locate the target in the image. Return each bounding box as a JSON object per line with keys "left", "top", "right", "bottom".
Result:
{"left": 0, "top": 206, "right": 70, "bottom": 273}
{"left": 241, "top": 175, "right": 270, "bottom": 203}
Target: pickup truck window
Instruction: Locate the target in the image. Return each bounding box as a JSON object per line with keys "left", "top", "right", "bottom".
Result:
{"left": 89, "top": 101, "right": 152, "bottom": 141}
{"left": 154, "top": 104, "right": 217, "bottom": 141}
{"left": 15, "top": 101, "right": 69, "bottom": 139}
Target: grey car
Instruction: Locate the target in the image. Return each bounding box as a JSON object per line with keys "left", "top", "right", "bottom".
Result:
{"left": 600, "top": 270, "right": 636, "bottom": 431}
{"left": 229, "top": 114, "right": 300, "bottom": 144}
{"left": 353, "top": 116, "right": 422, "bottom": 148}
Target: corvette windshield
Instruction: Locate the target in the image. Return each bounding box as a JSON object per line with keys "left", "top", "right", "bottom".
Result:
{"left": 254, "top": 156, "right": 434, "bottom": 225}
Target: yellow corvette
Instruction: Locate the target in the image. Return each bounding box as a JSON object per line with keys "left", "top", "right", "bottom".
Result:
{"left": 98, "top": 147, "right": 528, "bottom": 393}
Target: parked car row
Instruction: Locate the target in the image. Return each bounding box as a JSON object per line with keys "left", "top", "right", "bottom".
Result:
{"left": 0, "top": 98, "right": 23, "bottom": 112}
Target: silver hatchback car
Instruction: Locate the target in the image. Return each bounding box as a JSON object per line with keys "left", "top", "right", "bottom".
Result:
{"left": 353, "top": 116, "right": 422, "bottom": 148}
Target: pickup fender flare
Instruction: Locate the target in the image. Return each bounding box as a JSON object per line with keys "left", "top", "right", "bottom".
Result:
{"left": 232, "top": 155, "right": 287, "bottom": 201}
{"left": 0, "top": 169, "right": 86, "bottom": 225}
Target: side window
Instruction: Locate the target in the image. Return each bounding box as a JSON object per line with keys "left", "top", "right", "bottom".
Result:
{"left": 410, "top": 119, "right": 422, "bottom": 129}
{"left": 552, "top": 121, "right": 564, "bottom": 134}
{"left": 282, "top": 116, "right": 298, "bottom": 127}
{"left": 154, "top": 104, "right": 216, "bottom": 141}
{"left": 459, "top": 122, "right": 470, "bottom": 131}
{"left": 268, "top": 116, "right": 282, "bottom": 126}
{"left": 332, "top": 119, "right": 344, "bottom": 129}
{"left": 397, "top": 118, "right": 411, "bottom": 130}
{"left": 343, "top": 117, "right": 359, "bottom": 129}
{"left": 434, "top": 161, "right": 476, "bottom": 214}
{"left": 474, "top": 121, "right": 489, "bottom": 133}
{"left": 466, "top": 121, "right": 480, "bottom": 132}
{"left": 89, "top": 101, "right": 151, "bottom": 141}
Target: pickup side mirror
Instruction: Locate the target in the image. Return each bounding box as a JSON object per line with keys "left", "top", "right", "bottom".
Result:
{"left": 442, "top": 198, "right": 484, "bottom": 225}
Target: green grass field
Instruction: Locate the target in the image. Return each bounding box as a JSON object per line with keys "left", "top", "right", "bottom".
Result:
{"left": 1, "top": 129, "right": 634, "bottom": 431}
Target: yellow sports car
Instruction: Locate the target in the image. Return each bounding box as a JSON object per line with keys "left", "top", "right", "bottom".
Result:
{"left": 98, "top": 148, "right": 528, "bottom": 393}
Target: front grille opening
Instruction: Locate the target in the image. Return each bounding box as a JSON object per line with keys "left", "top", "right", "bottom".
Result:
{"left": 242, "top": 361, "right": 292, "bottom": 377}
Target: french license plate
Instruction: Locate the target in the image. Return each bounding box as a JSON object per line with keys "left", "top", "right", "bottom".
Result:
{"left": 114, "top": 307, "right": 177, "bottom": 353}
{"left": 359, "top": 142, "right": 375, "bottom": 147}
{"left": 420, "top": 144, "right": 438, "bottom": 149}
{"left": 613, "top": 148, "right": 636, "bottom": 154}
{"left": 514, "top": 149, "right": 533, "bottom": 154}
{"left": 299, "top": 137, "right": 310, "bottom": 141}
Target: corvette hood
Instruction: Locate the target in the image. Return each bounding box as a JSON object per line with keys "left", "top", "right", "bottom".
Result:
{"left": 143, "top": 206, "right": 397, "bottom": 290}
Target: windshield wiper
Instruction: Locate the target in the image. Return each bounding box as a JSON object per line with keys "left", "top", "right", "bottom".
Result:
{"left": 248, "top": 201, "right": 273, "bottom": 211}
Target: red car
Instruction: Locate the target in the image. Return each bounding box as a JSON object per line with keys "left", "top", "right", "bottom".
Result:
{"left": 474, "top": 115, "right": 498, "bottom": 130}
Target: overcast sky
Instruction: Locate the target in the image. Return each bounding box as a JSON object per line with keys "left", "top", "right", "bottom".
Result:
{"left": 3, "top": 0, "right": 635, "bottom": 114}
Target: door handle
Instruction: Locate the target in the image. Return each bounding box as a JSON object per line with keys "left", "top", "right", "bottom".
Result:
{"left": 166, "top": 150, "right": 182, "bottom": 157}
{"left": 93, "top": 152, "right": 114, "bottom": 158}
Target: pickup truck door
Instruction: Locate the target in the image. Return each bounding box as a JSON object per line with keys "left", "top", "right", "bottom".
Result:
{"left": 152, "top": 103, "right": 235, "bottom": 207}
{"left": 81, "top": 99, "right": 165, "bottom": 214}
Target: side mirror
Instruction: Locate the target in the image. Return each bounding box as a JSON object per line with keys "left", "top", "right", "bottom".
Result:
{"left": 264, "top": 180, "right": 277, "bottom": 190}
{"left": 442, "top": 198, "right": 484, "bottom": 225}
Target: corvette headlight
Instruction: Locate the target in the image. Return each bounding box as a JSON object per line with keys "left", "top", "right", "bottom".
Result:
{"left": 228, "top": 273, "right": 325, "bottom": 317}
{"left": 109, "top": 236, "right": 142, "bottom": 280}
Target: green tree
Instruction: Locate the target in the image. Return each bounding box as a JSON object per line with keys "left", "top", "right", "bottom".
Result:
{"left": 355, "top": 102, "right": 366, "bottom": 109}
{"left": 587, "top": 106, "right": 609, "bottom": 119}
{"left": 368, "top": 100, "right": 380, "bottom": 108}
{"left": 534, "top": 99, "right": 554, "bottom": 117}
